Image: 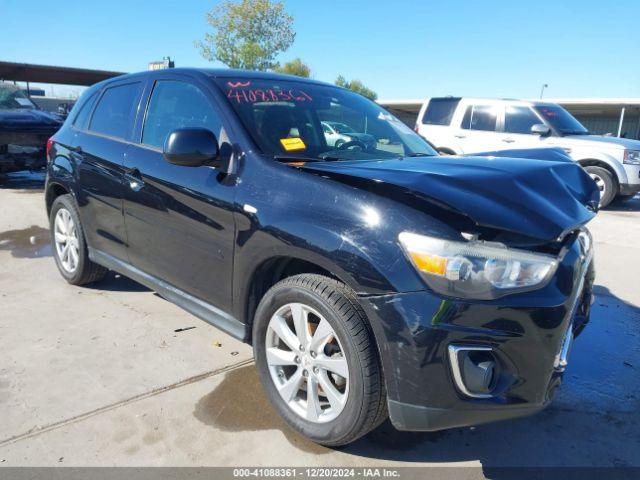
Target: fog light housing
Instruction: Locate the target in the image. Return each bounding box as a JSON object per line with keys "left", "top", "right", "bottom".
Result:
{"left": 448, "top": 345, "right": 497, "bottom": 398}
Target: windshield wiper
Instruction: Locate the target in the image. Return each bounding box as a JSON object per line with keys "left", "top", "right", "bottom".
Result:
{"left": 273, "top": 155, "right": 339, "bottom": 163}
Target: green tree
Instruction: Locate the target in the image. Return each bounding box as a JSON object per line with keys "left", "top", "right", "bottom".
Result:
{"left": 335, "top": 75, "right": 378, "bottom": 100}
{"left": 195, "top": 0, "right": 295, "bottom": 71}
{"left": 274, "top": 58, "right": 311, "bottom": 78}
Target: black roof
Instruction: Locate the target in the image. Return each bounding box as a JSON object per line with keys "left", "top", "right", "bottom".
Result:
{"left": 96, "top": 67, "right": 335, "bottom": 89}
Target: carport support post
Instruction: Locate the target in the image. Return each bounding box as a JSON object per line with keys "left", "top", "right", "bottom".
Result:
{"left": 617, "top": 107, "right": 626, "bottom": 137}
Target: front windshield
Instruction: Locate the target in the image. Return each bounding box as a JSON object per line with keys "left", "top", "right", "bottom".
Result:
{"left": 215, "top": 77, "right": 437, "bottom": 161}
{"left": 0, "top": 84, "right": 37, "bottom": 110}
{"left": 534, "top": 105, "right": 588, "bottom": 135}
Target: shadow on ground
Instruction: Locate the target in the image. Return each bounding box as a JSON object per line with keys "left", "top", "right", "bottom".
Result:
{"left": 604, "top": 194, "right": 640, "bottom": 212}
{"left": 87, "top": 271, "right": 151, "bottom": 293}
{"left": 194, "top": 286, "right": 640, "bottom": 475}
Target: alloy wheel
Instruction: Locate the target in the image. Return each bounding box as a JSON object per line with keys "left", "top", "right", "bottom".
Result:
{"left": 54, "top": 208, "right": 80, "bottom": 273}
{"left": 265, "top": 302, "right": 350, "bottom": 423}
{"left": 589, "top": 172, "right": 607, "bottom": 205}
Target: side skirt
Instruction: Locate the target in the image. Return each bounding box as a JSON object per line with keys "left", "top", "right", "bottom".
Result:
{"left": 88, "top": 248, "right": 247, "bottom": 341}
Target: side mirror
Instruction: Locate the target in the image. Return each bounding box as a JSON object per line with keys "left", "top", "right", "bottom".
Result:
{"left": 163, "top": 128, "right": 220, "bottom": 167}
{"left": 531, "top": 124, "right": 551, "bottom": 136}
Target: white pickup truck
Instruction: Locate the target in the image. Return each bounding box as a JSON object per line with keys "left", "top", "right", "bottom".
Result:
{"left": 416, "top": 97, "right": 640, "bottom": 207}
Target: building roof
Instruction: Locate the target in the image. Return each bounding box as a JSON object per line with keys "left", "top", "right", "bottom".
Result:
{"left": 0, "top": 61, "right": 125, "bottom": 86}
{"left": 541, "top": 98, "right": 640, "bottom": 106}
{"left": 377, "top": 97, "right": 640, "bottom": 115}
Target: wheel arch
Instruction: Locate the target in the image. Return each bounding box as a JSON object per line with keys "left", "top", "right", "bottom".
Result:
{"left": 45, "top": 182, "right": 70, "bottom": 215}
{"left": 242, "top": 255, "right": 340, "bottom": 344}
{"left": 577, "top": 158, "right": 621, "bottom": 189}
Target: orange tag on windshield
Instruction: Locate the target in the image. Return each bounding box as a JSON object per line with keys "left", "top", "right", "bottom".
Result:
{"left": 280, "top": 137, "right": 306, "bottom": 151}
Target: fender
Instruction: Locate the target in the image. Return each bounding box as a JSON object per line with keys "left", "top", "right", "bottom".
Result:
{"left": 45, "top": 144, "right": 79, "bottom": 213}
{"left": 576, "top": 154, "right": 627, "bottom": 185}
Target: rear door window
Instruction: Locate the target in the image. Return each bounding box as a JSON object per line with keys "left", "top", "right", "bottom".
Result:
{"left": 504, "top": 106, "right": 541, "bottom": 134}
{"left": 142, "top": 80, "right": 222, "bottom": 149}
{"left": 422, "top": 98, "right": 460, "bottom": 125}
{"left": 460, "top": 105, "right": 498, "bottom": 131}
{"left": 89, "top": 82, "right": 142, "bottom": 139}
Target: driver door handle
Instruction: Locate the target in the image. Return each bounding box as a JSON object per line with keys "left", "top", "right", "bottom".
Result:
{"left": 454, "top": 134, "right": 466, "bottom": 139}
{"left": 123, "top": 167, "right": 144, "bottom": 192}
{"left": 502, "top": 138, "right": 515, "bottom": 143}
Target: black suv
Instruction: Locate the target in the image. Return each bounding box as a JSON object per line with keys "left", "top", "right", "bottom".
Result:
{"left": 45, "top": 69, "right": 598, "bottom": 446}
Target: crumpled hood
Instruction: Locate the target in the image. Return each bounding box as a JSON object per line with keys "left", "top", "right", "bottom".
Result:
{"left": 0, "top": 109, "right": 63, "bottom": 128}
{"left": 300, "top": 155, "right": 599, "bottom": 242}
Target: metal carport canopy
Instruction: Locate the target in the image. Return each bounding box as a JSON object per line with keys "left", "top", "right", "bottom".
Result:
{"left": 0, "top": 61, "right": 124, "bottom": 86}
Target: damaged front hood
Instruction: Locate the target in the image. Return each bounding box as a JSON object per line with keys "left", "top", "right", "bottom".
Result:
{"left": 301, "top": 155, "right": 599, "bottom": 242}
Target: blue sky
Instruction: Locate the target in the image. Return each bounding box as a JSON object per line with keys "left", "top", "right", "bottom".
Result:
{"left": 1, "top": 0, "right": 638, "bottom": 99}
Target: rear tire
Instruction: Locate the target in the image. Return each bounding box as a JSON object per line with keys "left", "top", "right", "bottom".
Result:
{"left": 584, "top": 166, "right": 616, "bottom": 208}
{"left": 253, "top": 274, "right": 387, "bottom": 446}
{"left": 49, "top": 194, "right": 107, "bottom": 285}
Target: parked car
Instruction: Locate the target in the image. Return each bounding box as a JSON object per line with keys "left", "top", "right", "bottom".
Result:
{"left": 45, "top": 69, "right": 598, "bottom": 446}
{"left": 416, "top": 97, "right": 640, "bottom": 206}
{"left": 321, "top": 120, "right": 376, "bottom": 149}
{"left": 0, "top": 83, "right": 63, "bottom": 175}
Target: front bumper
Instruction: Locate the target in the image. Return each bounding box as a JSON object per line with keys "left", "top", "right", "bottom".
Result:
{"left": 619, "top": 183, "right": 640, "bottom": 196}
{"left": 621, "top": 163, "right": 640, "bottom": 194}
{"left": 361, "top": 233, "right": 594, "bottom": 431}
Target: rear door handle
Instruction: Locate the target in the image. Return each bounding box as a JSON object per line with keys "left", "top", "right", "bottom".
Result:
{"left": 502, "top": 138, "right": 515, "bottom": 143}
{"left": 123, "top": 167, "right": 144, "bottom": 192}
{"left": 454, "top": 134, "right": 466, "bottom": 139}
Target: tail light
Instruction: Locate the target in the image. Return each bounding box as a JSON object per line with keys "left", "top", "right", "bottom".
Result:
{"left": 414, "top": 124, "right": 419, "bottom": 132}
{"left": 46, "top": 137, "right": 54, "bottom": 162}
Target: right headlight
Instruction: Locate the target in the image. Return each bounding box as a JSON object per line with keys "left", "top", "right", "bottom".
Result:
{"left": 624, "top": 150, "right": 640, "bottom": 165}
{"left": 398, "top": 232, "right": 558, "bottom": 300}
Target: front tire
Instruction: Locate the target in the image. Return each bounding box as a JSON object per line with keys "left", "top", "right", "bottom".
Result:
{"left": 49, "top": 194, "right": 107, "bottom": 285}
{"left": 253, "top": 274, "right": 387, "bottom": 446}
{"left": 585, "top": 166, "right": 616, "bottom": 208}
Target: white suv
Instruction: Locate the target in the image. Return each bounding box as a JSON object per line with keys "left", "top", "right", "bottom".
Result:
{"left": 416, "top": 97, "right": 640, "bottom": 206}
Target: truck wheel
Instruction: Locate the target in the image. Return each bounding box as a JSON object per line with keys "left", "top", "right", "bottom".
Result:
{"left": 49, "top": 194, "right": 107, "bottom": 285}
{"left": 585, "top": 166, "right": 615, "bottom": 208}
{"left": 253, "top": 274, "right": 387, "bottom": 446}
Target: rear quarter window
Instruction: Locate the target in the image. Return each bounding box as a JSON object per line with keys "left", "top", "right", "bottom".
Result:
{"left": 72, "top": 92, "right": 98, "bottom": 130}
{"left": 89, "top": 82, "right": 142, "bottom": 139}
{"left": 422, "top": 98, "right": 460, "bottom": 125}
